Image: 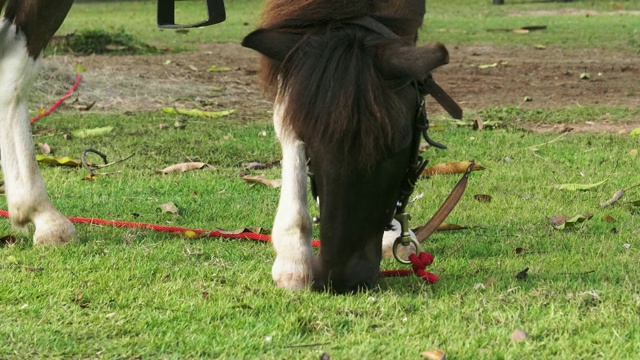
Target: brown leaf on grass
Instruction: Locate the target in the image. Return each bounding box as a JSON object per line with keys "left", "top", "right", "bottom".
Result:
{"left": 243, "top": 161, "right": 267, "bottom": 170}
{"left": 0, "top": 181, "right": 4, "bottom": 195}
{"left": 420, "top": 349, "right": 446, "bottom": 360}
{"left": 550, "top": 214, "right": 591, "bottom": 230}
{"left": 421, "top": 161, "right": 485, "bottom": 177}
{"left": 473, "top": 194, "right": 492, "bottom": 203}
{"left": 217, "top": 227, "right": 269, "bottom": 236}
{"left": 22, "top": 265, "right": 44, "bottom": 272}
{"left": 162, "top": 274, "right": 171, "bottom": 283}
{"left": 515, "top": 247, "right": 525, "bottom": 255}
{"left": 516, "top": 267, "right": 529, "bottom": 280}
{"left": 0, "top": 235, "right": 17, "bottom": 247}
{"left": 242, "top": 175, "right": 282, "bottom": 188}
{"left": 603, "top": 215, "right": 616, "bottom": 223}
{"left": 549, "top": 215, "right": 567, "bottom": 228}
{"left": 436, "top": 223, "right": 470, "bottom": 231}
{"left": 600, "top": 189, "right": 624, "bottom": 207}
{"left": 38, "top": 143, "right": 52, "bottom": 155}
{"left": 157, "top": 202, "right": 179, "bottom": 215}
{"left": 483, "top": 276, "right": 495, "bottom": 286}
{"left": 156, "top": 162, "right": 216, "bottom": 174}
{"left": 473, "top": 117, "right": 484, "bottom": 131}
{"left": 511, "top": 329, "right": 529, "bottom": 342}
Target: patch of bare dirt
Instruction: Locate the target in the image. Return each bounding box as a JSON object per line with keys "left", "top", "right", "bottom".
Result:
{"left": 34, "top": 42, "right": 640, "bottom": 133}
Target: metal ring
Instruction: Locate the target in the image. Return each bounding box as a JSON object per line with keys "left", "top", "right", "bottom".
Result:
{"left": 392, "top": 237, "right": 421, "bottom": 264}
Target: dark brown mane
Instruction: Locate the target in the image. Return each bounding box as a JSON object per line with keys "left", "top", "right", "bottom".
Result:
{"left": 258, "top": 0, "right": 424, "bottom": 168}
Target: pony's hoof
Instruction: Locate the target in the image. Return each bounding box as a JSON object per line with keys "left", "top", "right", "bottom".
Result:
{"left": 272, "top": 258, "right": 311, "bottom": 290}
{"left": 33, "top": 212, "right": 76, "bottom": 245}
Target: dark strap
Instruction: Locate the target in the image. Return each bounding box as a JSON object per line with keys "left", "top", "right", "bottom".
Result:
{"left": 414, "top": 161, "right": 474, "bottom": 243}
{"left": 421, "top": 76, "right": 463, "bottom": 120}
{"left": 157, "top": 0, "right": 226, "bottom": 29}
{"left": 346, "top": 16, "right": 400, "bottom": 39}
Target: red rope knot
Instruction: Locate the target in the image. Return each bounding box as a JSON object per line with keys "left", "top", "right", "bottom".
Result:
{"left": 408, "top": 251, "right": 439, "bottom": 284}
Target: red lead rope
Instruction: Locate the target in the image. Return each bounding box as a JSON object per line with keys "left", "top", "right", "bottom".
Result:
{"left": 3, "top": 70, "right": 438, "bottom": 285}
{"left": 30, "top": 73, "right": 82, "bottom": 125}
{"left": 0, "top": 209, "right": 436, "bottom": 283}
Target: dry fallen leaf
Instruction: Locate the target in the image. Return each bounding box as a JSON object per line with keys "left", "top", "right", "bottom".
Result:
{"left": 422, "top": 161, "right": 485, "bottom": 177}
{"left": 511, "top": 329, "right": 529, "bottom": 342}
{"left": 553, "top": 179, "right": 607, "bottom": 191}
{"left": 515, "top": 247, "right": 525, "bottom": 255}
{"left": 36, "top": 155, "right": 82, "bottom": 167}
{"left": 38, "top": 143, "right": 52, "bottom": 155}
{"left": 549, "top": 215, "right": 567, "bottom": 228}
{"left": 421, "top": 349, "right": 446, "bottom": 360}
{"left": 604, "top": 215, "right": 616, "bottom": 223}
{"left": 162, "top": 274, "right": 171, "bottom": 283}
{"left": 216, "top": 227, "right": 268, "bottom": 235}
{"left": 516, "top": 268, "right": 529, "bottom": 280}
{"left": 157, "top": 202, "right": 179, "bottom": 215}
{"left": 473, "top": 194, "right": 492, "bottom": 203}
{"left": 436, "top": 223, "right": 469, "bottom": 231}
{"left": 243, "top": 161, "right": 267, "bottom": 170}
{"left": 0, "top": 235, "right": 17, "bottom": 247}
{"left": 473, "top": 117, "right": 484, "bottom": 131}
{"left": 156, "top": 162, "right": 216, "bottom": 174}
{"left": 550, "top": 214, "right": 590, "bottom": 230}
{"left": 242, "top": 175, "right": 282, "bottom": 188}
{"left": 600, "top": 189, "right": 624, "bottom": 207}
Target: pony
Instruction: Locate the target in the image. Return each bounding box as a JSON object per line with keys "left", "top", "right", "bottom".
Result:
{"left": 242, "top": 0, "right": 452, "bottom": 293}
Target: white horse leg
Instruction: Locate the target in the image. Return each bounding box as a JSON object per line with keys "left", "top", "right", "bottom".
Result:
{"left": 0, "top": 20, "right": 76, "bottom": 245}
{"left": 271, "top": 100, "right": 314, "bottom": 289}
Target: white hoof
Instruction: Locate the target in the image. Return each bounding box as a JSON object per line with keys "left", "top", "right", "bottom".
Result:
{"left": 32, "top": 210, "right": 76, "bottom": 245}
{"left": 382, "top": 219, "right": 418, "bottom": 261}
{"left": 272, "top": 256, "right": 312, "bottom": 290}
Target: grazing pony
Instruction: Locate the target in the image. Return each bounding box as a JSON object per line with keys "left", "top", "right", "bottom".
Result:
{"left": 243, "top": 0, "right": 452, "bottom": 293}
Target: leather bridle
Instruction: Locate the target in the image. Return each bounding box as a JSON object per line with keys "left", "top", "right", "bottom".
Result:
{"left": 306, "top": 16, "right": 467, "bottom": 263}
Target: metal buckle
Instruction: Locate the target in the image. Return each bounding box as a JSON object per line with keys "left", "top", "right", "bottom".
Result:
{"left": 392, "top": 212, "right": 421, "bottom": 264}
{"left": 157, "top": 0, "right": 226, "bottom": 29}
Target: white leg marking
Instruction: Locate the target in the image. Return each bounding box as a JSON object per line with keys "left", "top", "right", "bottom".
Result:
{"left": 381, "top": 219, "right": 417, "bottom": 260}
{"left": 271, "top": 99, "right": 314, "bottom": 289}
{"left": 0, "top": 20, "right": 76, "bottom": 245}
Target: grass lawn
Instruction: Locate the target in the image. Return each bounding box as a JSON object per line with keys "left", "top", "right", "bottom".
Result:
{"left": 2, "top": 0, "right": 640, "bottom": 358}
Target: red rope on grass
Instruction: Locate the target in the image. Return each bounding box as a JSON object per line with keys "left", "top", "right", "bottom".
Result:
{"left": 0, "top": 209, "right": 436, "bottom": 283}
{"left": 30, "top": 73, "right": 82, "bottom": 125}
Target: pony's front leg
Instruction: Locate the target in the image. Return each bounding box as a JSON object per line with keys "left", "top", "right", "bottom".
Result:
{"left": 271, "top": 101, "right": 314, "bottom": 289}
{"left": 0, "top": 20, "right": 76, "bottom": 245}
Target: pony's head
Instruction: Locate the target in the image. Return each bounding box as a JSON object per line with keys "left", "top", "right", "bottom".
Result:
{"left": 243, "top": 0, "right": 448, "bottom": 293}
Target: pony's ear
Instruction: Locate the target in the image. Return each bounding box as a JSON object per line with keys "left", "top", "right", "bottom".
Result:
{"left": 378, "top": 43, "right": 449, "bottom": 80}
{"left": 242, "top": 29, "right": 303, "bottom": 61}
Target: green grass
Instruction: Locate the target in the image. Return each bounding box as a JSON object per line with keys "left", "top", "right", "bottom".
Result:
{"left": 2, "top": 0, "right": 640, "bottom": 358}
{"left": 56, "top": 0, "right": 640, "bottom": 51}
{"left": 2, "top": 111, "right": 640, "bottom": 358}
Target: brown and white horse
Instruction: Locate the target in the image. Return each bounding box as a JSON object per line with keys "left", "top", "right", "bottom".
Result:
{"left": 243, "top": 0, "right": 451, "bottom": 293}
{"left": 1, "top": 0, "right": 450, "bottom": 293}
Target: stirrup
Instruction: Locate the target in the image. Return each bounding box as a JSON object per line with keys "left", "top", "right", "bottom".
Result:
{"left": 157, "top": 0, "right": 226, "bottom": 29}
